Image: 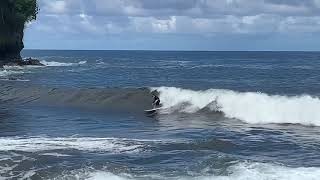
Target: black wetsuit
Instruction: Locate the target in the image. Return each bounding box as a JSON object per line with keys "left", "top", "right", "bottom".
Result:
{"left": 153, "top": 96, "right": 160, "bottom": 106}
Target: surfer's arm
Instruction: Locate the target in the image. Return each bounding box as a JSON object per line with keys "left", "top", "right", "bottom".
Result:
{"left": 153, "top": 99, "right": 160, "bottom": 106}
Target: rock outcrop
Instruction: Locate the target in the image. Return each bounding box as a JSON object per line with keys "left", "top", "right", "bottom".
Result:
{"left": 4, "top": 57, "right": 44, "bottom": 66}
{"left": 0, "top": 0, "right": 39, "bottom": 67}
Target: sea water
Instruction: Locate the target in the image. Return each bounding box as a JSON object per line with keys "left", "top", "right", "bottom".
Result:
{"left": 0, "top": 50, "right": 320, "bottom": 179}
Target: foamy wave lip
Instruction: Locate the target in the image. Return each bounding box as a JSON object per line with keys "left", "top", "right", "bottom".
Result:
{"left": 0, "top": 137, "right": 144, "bottom": 153}
{"left": 152, "top": 87, "right": 320, "bottom": 126}
{"left": 40, "top": 60, "right": 87, "bottom": 67}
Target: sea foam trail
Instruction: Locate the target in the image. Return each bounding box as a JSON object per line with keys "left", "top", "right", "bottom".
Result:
{"left": 154, "top": 87, "right": 320, "bottom": 126}
{"left": 0, "top": 137, "right": 144, "bottom": 153}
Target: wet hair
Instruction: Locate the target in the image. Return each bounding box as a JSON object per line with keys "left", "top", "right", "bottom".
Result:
{"left": 151, "top": 90, "right": 159, "bottom": 96}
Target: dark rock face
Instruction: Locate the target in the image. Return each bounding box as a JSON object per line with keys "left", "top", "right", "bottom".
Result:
{"left": 0, "top": 54, "right": 22, "bottom": 64}
{"left": 0, "top": 0, "right": 39, "bottom": 67}
{"left": 0, "top": 31, "right": 24, "bottom": 67}
{"left": 0, "top": 2, "right": 23, "bottom": 66}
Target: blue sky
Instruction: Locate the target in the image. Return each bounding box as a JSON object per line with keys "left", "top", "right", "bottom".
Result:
{"left": 24, "top": 0, "right": 320, "bottom": 51}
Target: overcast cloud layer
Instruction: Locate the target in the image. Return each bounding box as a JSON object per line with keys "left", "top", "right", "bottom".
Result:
{"left": 24, "top": 0, "right": 320, "bottom": 50}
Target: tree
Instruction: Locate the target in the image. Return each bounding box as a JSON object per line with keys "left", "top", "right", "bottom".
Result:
{"left": 0, "top": 0, "right": 39, "bottom": 65}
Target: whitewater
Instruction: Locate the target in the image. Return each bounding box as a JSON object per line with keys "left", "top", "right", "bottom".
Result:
{"left": 46, "top": 162, "right": 320, "bottom": 180}
{"left": 155, "top": 87, "right": 320, "bottom": 126}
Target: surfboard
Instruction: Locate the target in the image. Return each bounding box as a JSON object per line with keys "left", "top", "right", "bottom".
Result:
{"left": 144, "top": 107, "right": 163, "bottom": 114}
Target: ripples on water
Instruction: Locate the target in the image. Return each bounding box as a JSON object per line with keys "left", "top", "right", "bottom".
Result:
{"left": 1, "top": 50, "right": 320, "bottom": 179}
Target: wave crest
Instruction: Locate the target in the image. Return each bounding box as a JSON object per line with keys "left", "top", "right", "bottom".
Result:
{"left": 154, "top": 87, "right": 320, "bottom": 126}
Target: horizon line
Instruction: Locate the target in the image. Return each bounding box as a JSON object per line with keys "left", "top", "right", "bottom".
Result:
{"left": 23, "top": 49, "right": 320, "bottom": 52}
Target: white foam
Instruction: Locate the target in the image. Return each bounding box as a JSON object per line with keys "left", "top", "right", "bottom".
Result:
{"left": 0, "top": 153, "right": 33, "bottom": 177}
{"left": 3, "top": 65, "right": 25, "bottom": 70}
{"left": 0, "top": 78, "right": 30, "bottom": 82}
{"left": 187, "top": 162, "right": 320, "bottom": 180}
{"left": 3, "top": 65, "right": 44, "bottom": 70}
{"left": 0, "top": 164, "right": 18, "bottom": 175}
{"left": 21, "top": 170, "right": 36, "bottom": 179}
{"left": 153, "top": 87, "right": 320, "bottom": 126}
{"left": 0, "top": 69, "right": 23, "bottom": 77}
{"left": 1, "top": 64, "right": 38, "bottom": 78}
{"left": 87, "top": 172, "right": 130, "bottom": 180}
{"left": 78, "top": 60, "right": 87, "bottom": 65}
{"left": 41, "top": 152, "right": 71, "bottom": 157}
{"left": 3, "top": 161, "right": 319, "bottom": 180}
{"left": 0, "top": 137, "right": 144, "bottom": 153}
{"left": 55, "top": 168, "right": 133, "bottom": 180}
{"left": 40, "top": 60, "right": 87, "bottom": 67}
{"left": 63, "top": 162, "right": 320, "bottom": 180}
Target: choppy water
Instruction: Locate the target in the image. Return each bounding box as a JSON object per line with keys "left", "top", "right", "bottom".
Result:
{"left": 1, "top": 50, "right": 320, "bottom": 179}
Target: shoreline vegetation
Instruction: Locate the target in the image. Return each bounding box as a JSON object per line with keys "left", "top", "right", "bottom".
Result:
{"left": 0, "top": 0, "right": 43, "bottom": 67}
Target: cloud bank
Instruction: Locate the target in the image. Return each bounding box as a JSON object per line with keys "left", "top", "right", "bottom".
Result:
{"left": 24, "top": 0, "right": 320, "bottom": 50}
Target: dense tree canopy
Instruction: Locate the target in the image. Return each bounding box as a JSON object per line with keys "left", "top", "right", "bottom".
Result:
{"left": 14, "top": 0, "right": 39, "bottom": 23}
{"left": 0, "top": 0, "right": 39, "bottom": 27}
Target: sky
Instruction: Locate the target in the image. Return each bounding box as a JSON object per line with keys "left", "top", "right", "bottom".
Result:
{"left": 24, "top": 0, "right": 320, "bottom": 51}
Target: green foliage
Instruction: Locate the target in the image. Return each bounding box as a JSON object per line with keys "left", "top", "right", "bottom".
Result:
{"left": 0, "top": 0, "right": 38, "bottom": 55}
{"left": 14, "top": 0, "right": 39, "bottom": 23}
{"left": 0, "top": 0, "right": 39, "bottom": 26}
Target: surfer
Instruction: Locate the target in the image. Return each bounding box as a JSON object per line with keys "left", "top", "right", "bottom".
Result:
{"left": 144, "top": 94, "right": 161, "bottom": 115}
{"left": 152, "top": 94, "right": 161, "bottom": 108}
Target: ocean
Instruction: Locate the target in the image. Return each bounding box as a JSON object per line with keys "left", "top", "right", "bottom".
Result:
{"left": 1, "top": 50, "right": 320, "bottom": 179}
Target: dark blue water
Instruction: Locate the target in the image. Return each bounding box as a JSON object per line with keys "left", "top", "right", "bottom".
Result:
{"left": 1, "top": 50, "right": 320, "bottom": 179}
{"left": 21, "top": 50, "right": 320, "bottom": 94}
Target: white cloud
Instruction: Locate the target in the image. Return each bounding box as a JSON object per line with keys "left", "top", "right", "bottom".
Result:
{"left": 30, "top": 0, "right": 320, "bottom": 36}
{"left": 43, "top": 0, "right": 67, "bottom": 14}
{"left": 279, "top": 16, "right": 320, "bottom": 33}
{"left": 152, "top": 16, "right": 176, "bottom": 33}
{"left": 313, "top": 0, "right": 320, "bottom": 8}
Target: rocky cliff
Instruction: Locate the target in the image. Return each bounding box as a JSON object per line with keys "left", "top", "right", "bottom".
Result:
{"left": 0, "top": 0, "right": 38, "bottom": 66}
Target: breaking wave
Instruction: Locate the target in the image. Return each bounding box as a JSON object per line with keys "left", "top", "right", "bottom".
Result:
{"left": 2, "top": 83, "right": 320, "bottom": 126}
{"left": 40, "top": 60, "right": 87, "bottom": 67}
{"left": 154, "top": 87, "right": 320, "bottom": 126}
